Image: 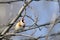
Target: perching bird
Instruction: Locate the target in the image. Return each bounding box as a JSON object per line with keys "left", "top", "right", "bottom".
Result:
{"left": 14, "top": 17, "right": 25, "bottom": 33}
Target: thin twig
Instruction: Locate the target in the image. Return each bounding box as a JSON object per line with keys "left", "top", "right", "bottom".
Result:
{"left": 30, "top": 15, "right": 39, "bottom": 36}
{"left": 26, "top": 15, "right": 34, "bottom": 21}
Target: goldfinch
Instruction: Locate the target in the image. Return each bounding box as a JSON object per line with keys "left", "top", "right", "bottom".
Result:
{"left": 14, "top": 17, "right": 25, "bottom": 33}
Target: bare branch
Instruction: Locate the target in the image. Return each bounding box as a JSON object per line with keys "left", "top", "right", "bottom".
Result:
{"left": 45, "top": 13, "right": 58, "bottom": 40}
{"left": 30, "top": 13, "right": 39, "bottom": 36}
{"left": 37, "top": 32, "right": 60, "bottom": 39}
{"left": 25, "top": 15, "right": 34, "bottom": 21}
{"left": 3, "top": 33, "right": 37, "bottom": 39}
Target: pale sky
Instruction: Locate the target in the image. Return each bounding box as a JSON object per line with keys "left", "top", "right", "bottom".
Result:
{"left": 0, "top": 1, "right": 59, "bottom": 40}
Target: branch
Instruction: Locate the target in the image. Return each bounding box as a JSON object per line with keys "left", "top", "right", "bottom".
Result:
{"left": 30, "top": 15, "right": 39, "bottom": 36}
{"left": 3, "top": 33, "right": 37, "bottom": 40}
{"left": 37, "top": 32, "right": 60, "bottom": 39}
{"left": 45, "top": 13, "right": 58, "bottom": 40}
{"left": 26, "top": 15, "right": 34, "bottom": 21}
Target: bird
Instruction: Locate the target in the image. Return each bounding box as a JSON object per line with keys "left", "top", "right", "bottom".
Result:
{"left": 14, "top": 17, "right": 25, "bottom": 33}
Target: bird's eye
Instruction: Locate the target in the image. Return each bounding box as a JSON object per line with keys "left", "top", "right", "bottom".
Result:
{"left": 22, "top": 19, "right": 24, "bottom": 23}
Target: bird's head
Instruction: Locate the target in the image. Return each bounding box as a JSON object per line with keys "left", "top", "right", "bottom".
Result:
{"left": 21, "top": 17, "right": 25, "bottom": 23}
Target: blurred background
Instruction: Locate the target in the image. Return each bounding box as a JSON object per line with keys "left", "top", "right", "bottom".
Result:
{"left": 0, "top": 0, "right": 60, "bottom": 40}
